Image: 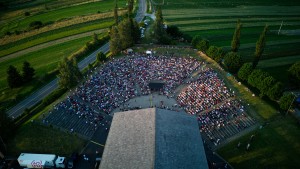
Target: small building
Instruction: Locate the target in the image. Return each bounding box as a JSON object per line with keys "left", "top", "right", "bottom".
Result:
{"left": 146, "top": 50, "right": 152, "bottom": 56}
{"left": 99, "top": 108, "right": 209, "bottom": 169}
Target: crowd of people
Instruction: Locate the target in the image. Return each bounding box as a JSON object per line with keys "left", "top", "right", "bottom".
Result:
{"left": 176, "top": 68, "right": 255, "bottom": 146}
{"left": 45, "top": 51, "right": 255, "bottom": 144}
{"left": 46, "top": 54, "right": 202, "bottom": 136}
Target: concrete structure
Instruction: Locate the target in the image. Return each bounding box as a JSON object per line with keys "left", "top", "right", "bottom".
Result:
{"left": 100, "top": 108, "right": 208, "bottom": 169}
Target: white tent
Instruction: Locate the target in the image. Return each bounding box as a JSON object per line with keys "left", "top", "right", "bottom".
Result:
{"left": 146, "top": 50, "right": 152, "bottom": 56}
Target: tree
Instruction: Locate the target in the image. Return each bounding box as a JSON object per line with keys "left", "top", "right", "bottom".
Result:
{"left": 97, "top": 52, "right": 107, "bottom": 63}
{"left": 114, "top": 0, "right": 119, "bottom": 25}
{"left": 191, "top": 35, "right": 202, "bottom": 48}
{"left": 247, "top": 69, "right": 269, "bottom": 89}
{"left": 231, "top": 19, "right": 242, "bottom": 52}
{"left": 238, "top": 63, "right": 253, "bottom": 81}
{"left": 109, "top": 26, "right": 121, "bottom": 55}
{"left": 130, "top": 18, "right": 140, "bottom": 43}
{"left": 259, "top": 75, "right": 276, "bottom": 97}
{"left": 252, "top": 25, "right": 268, "bottom": 69}
{"left": 127, "top": 0, "right": 134, "bottom": 16}
{"left": 153, "top": 6, "right": 170, "bottom": 44}
{"left": 92, "top": 33, "right": 99, "bottom": 45}
{"left": 267, "top": 82, "right": 283, "bottom": 100}
{"left": 118, "top": 18, "right": 134, "bottom": 49}
{"left": 22, "top": 61, "right": 35, "bottom": 83}
{"left": 57, "top": 57, "right": 82, "bottom": 89}
{"left": 288, "top": 62, "right": 300, "bottom": 86}
{"left": 0, "top": 112, "right": 16, "bottom": 151}
{"left": 279, "top": 93, "right": 295, "bottom": 111}
{"left": 166, "top": 25, "right": 182, "bottom": 38}
{"left": 223, "top": 52, "right": 243, "bottom": 74}
{"left": 7, "top": 65, "right": 23, "bottom": 88}
{"left": 207, "top": 46, "right": 225, "bottom": 63}
{"left": 29, "top": 21, "right": 43, "bottom": 29}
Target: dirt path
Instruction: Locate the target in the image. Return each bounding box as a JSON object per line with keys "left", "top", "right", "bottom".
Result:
{"left": 0, "top": 28, "right": 108, "bottom": 62}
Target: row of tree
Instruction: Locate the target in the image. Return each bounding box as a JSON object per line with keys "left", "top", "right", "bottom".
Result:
{"left": 6, "top": 61, "right": 35, "bottom": 88}
{"left": 192, "top": 19, "right": 300, "bottom": 111}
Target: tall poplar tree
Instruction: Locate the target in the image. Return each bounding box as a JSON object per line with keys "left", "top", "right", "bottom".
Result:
{"left": 114, "top": 0, "right": 119, "bottom": 25}
{"left": 252, "top": 25, "right": 268, "bottom": 69}
{"left": 231, "top": 19, "right": 242, "bottom": 52}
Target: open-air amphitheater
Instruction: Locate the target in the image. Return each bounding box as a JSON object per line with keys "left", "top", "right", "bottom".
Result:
{"left": 43, "top": 49, "right": 256, "bottom": 149}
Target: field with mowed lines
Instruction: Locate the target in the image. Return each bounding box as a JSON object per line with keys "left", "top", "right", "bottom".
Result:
{"left": 0, "top": 0, "right": 126, "bottom": 111}
{"left": 157, "top": 0, "right": 300, "bottom": 86}
{"left": 152, "top": 0, "right": 300, "bottom": 168}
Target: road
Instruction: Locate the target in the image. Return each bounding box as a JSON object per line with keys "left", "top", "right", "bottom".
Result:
{"left": 7, "top": 0, "right": 147, "bottom": 118}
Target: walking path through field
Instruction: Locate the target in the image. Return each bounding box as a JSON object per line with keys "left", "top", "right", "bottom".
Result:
{"left": 0, "top": 28, "right": 108, "bottom": 62}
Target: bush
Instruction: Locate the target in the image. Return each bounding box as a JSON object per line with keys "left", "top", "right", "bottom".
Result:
{"left": 238, "top": 63, "right": 253, "bottom": 81}
{"left": 279, "top": 93, "right": 295, "bottom": 111}
{"left": 29, "top": 21, "right": 43, "bottom": 29}
{"left": 42, "top": 88, "right": 67, "bottom": 106}
{"left": 24, "top": 11, "right": 30, "bottom": 16}
{"left": 223, "top": 52, "right": 243, "bottom": 74}
{"left": 288, "top": 62, "right": 300, "bottom": 87}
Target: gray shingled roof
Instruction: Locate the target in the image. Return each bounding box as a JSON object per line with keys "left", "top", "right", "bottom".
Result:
{"left": 99, "top": 108, "right": 208, "bottom": 169}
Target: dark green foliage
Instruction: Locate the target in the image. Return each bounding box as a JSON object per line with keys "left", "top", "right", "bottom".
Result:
{"left": 253, "top": 25, "right": 268, "bottom": 69}
{"left": 191, "top": 36, "right": 209, "bottom": 52}
{"left": 238, "top": 63, "right": 253, "bottom": 81}
{"left": 259, "top": 75, "right": 276, "bottom": 97}
{"left": 114, "top": 0, "right": 119, "bottom": 25}
{"left": 109, "top": 26, "right": 121, "bottom": 55}
{"left": 70, "top": 35, "right": 109, "bottom": 60}
{"left": 109, "top": 18, "right": 140, "bottom": 55}
{"left": 22, "top": 61, "right": 35, "bottom": 83}
{"left": 224, "top": 52, "right": 243, "bottom": 74}
{"left": 57, "top": 57, "right": 82, "bottom": 89}
{"left": 0, "top": 112, "right": 16, "bottom": 144}
{"left": 166, "top": 25, "right": 183, "bottom": 38}
{"left": 24, "top": 11, "right": 30, "bottom": 16}
{"left": 267, "top": 82, "right": 283, "bottom": 100}
{"left": 127, "top": 0, "right": 134, "bottom": 16}
{"left": 131, "top": 18, "right": 141, "bottom": 43}
{"left": 207, "top": 46, "right": 225, "bottom": 63}
{"left": 247, "top": 69, "right": 269, "bottom": 89}
{"left": 279, "top": 93, "right": 295, "bottom": 111}
{"left": 231, "top": 19, "right": 242, "bottom": 52}
{"left": 119, "top": 18, "right": 134, "bottom": 49}
{"left": 191, "top": 35, "right": 202, "bottom": 48}
{"left": 7, "top": 65, "right": 23, "bottom": 88}
{"left": 29, "top": 21, "right": 43, "bottom": 29}
{"left": 288, "top": 62, "right": 300, "bottom": 86}
{"left": 153, "top": 6, "right": 171, "bottom": 44}
{"left": 97, "top": 52, "right": 107, "bottom": 63}
{"left": 42, "top": 88, "right": 67, "bottom": 106}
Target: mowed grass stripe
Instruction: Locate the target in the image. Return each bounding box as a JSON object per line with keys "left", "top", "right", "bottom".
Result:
{"left": 0, "top": 20, "right": 113, "bottom": 57}
{"left": 0, "top": 35, "right": 101, "bottom": 89}
{"left": 179, "top": 21, "right": 300, "bottom": 32}
{"left": 166, "top": 17, "right": 300, "bottom": 26}
{"left": 163, "top": 6, "right": 300, "bottom": 18}
{"left": 1, "top": 0, "right": 127, "bottom": 36}
{"left": 257, "top": 55, "right": 300, "bottom": 68}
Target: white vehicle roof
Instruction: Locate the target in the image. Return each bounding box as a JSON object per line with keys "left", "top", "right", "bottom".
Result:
{"left": 18, "top": 153, "right": 56, "bottom": 161}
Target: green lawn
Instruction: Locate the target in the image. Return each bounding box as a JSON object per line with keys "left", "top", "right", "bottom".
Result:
{"left": 7, "top": 122, "right": 86, "bottom": 156}
{"left": 218, "top": 115, "right": 300, "bottom": 169}
{"left": 0, "top": 0, "right": 127, "bottom": 36}
{"left": 0, "top": 19, "right": 113, "bottom": 57}
{"left": 0, "top": 34, "right": 105, "bottom": 111}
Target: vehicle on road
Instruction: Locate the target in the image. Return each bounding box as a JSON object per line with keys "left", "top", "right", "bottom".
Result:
{"left": 17, "top": 153, "right": 66, "bottom": 169}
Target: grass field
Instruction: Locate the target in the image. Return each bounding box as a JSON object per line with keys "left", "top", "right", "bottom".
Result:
{"left": 0, "top": 19, "right": 113, "bottom": 57}
{"left": 7, "top": 122, "right": 86, "bottom": 156}
{"left": 0, "top": 0, "right": 127, "bottom": 37}
{"left": 0, "top": 34, "right": 105, "bottom": 111}
{"left": 154, "top": 0, "right": 300, "bottom": 168}
{"left": 158, "top": 0, "right": 300, "bottom": 86}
